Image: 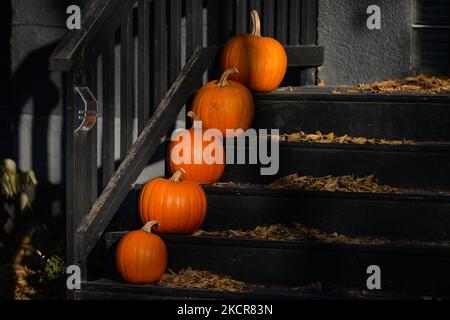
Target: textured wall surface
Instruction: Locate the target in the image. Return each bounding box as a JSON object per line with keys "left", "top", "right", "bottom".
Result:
{"left": 318, "top": 0, "right": 413, "bottom": 85}
{"left": 10, "top": 0, "right": 78, "bottom": 186}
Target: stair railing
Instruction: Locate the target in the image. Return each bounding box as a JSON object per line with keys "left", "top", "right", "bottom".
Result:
{"left": 49, "top": 0, "right": 323, "bottom": 296}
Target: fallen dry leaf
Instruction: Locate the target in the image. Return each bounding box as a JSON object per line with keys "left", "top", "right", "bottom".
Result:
{"left": 273, "top": 130, "right": 414, "bottom": 145}
{"left": 337, "top": 74, "right": 450, "bottom": 95}
{"left": 156, "top": 268, "right": 249, "bottom": 292}
{"left": 267, "top": 173, "right": 398, "bottom": 194}
{"left": 193, "top": 224, "right": 389, "bottom": 245}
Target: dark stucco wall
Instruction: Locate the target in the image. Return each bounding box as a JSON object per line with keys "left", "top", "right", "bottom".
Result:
{"left": 317, "top": 0, "right": 413, "bottom": 85}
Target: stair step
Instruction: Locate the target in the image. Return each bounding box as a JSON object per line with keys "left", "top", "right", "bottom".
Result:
{"left": 113, "top": 185, "right": 450, "bottom": 242}
{"left": 202, "top": 185, "right": 450, "bottom": 241}
{"left": 103, "top": 232, "right": 450, "bottom": 294}
{"left": 76, "top": 279, "right": 442, "bottom": 300}
{"left": 253, "top": 89, "right": 450, "bottom": 141}
{"left": 77, "top": 280, "right": 325, "bottom": 300}
{"left": 221, "top": 140, "right": 450, "bottom": 189}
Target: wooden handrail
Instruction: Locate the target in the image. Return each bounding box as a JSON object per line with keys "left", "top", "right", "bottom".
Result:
{"left": 49, "top": 0, "right": 135, "bottom": 71}
{"left": 75, "top": 47, "right": 219, "bottom": 260}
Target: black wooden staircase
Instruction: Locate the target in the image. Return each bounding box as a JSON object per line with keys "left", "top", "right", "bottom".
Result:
{"left": 49, "top": 0, "right": 450, "bottom": 300}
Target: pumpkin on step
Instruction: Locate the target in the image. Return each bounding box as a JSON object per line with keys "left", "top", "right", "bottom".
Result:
{"left": 168, "top": 112, "right": 225, "bottom": 184}
{"left": 139, "top": 168, "right": 207, "bottom": 234}
{"left": 115, "top": 221, "right": 167, "bottom": 284}
{"left": 221, "top": 10, "right": 287, "bottom": 92}
{"left": 192, "top": 68, "right": 254, "bottom": 138}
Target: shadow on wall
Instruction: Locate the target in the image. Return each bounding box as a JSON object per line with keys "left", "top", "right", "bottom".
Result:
{"left": 10, "top": 41, "right": 65, "bottom": 238}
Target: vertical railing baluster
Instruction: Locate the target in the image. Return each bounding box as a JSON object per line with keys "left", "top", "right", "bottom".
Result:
{"left": 186, "top": 0, "right": 204, "bottom": 89}
{"left": 207, "top": 0, "right": 219, "bottom": 47}
{"left": 186, "top": 0, "right": 203, "bottom": 60}
{"left": 289, "top": 0, "right": 301, "bottom": 45}
{"left": 262, "top": 0, "right": 274, "bottom": 37}
{"left": 121, "top": 13, "right": 134, "bottom": 160}
{"left": 276, "top": 0, "right": 288, "bottom": 44}
{"left": 102, "top": 36, "right": 115, "bottom": 187}
{"left": 301, "top": 0, "right": 318, "bottom": 85}
{"left": 88, "top": 54, "right": 98, "bottom": 203}
{"left": 207, "top": 0, "right": 221, "bottom": 80}
{"left": 249, "top": 0, "right": 261, "bottom": 12}
{"left": 220, "top": 1, "right": 234, "bottom": 44}
{"left": 154, "top": 0, "right": 168, "bottom": 107}
{"left": 138, "top": 0, "right": 150, "bottom": 133}
{"left": 169, "top": 0, "right": 182, "bottom": 85}
{"left": 235, "top": 0, "right": 247, "bottom": 35}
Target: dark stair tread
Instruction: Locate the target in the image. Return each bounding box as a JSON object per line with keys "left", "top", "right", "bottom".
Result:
{"left": 105, "top": 232, "right": 450, "bottom": 255}
{"left": 273, "top": 140, "right": 450, "bottom": 152}
{"left": 255, "top": 86, "right": 450, "bottom": 103}
{"left": 252, "top": 89, "right": 450, "bottom": 141}
{"left": 101, "top": 232, "right": 450, "bottom": 293}
{"left": 203, "top": 184, "right": 450, "bottom": 203}
{"left": 78, "top": 279, "right": 444, "bottom": 300}
{"left": 112, "top": 183, "right": 450, "bottom": 241}
{"left": 225, "top": 138, "right": 450, "bottom": 154}
{"left": 221, "top": 139, "right": 450, "bottom": 189}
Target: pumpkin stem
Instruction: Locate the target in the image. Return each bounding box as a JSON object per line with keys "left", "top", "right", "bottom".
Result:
{"left": 187, "top": 111, "right": 202, "bottom": 130}
{"left": 170, "top": 168, "right": 186, "bottom": 182}
{"left": 217, "top": 68, "right": 239, "bottom": 87}
{"left": 141, "top": 220, "right": 160, "bottom": 234}
{"left": 251, "top": 10, "right": 261, "bottom": 37}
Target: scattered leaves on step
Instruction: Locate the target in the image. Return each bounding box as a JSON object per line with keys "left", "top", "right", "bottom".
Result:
{"left": 331, "top": 88, "right": 342, "bottom": 94}
{"left": 156, "top": 268, "right": 249, "bottom": 292}
{"left": 193, "top": 224, "right": 388, "bottom": 245}
{"left": 337, "top": 74, "right": 450, "bottom": 95}
{"left": 267, "top": 173, "right": 398, "bottom": 194}
{"left": 276, "top": 86, "right": 294, "bottom": 92}
{"left": 273, "top": 130, "right": 414, "bottom": 145}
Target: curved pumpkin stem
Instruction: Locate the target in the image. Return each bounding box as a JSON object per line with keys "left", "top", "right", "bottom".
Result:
{"left": 170, "top": 168, "right": 186, "bottom": 182}
{"left": 187, "top": 111, "right": 202, "bottom": 130}
{"left": 251, "top": 10, "right": 261, "bottom": 37}
{"left": 141, "top": 220, "right": 160, "bottom": 234}
{"left": 217, "top": 68, "right": 239, "bottom": 87}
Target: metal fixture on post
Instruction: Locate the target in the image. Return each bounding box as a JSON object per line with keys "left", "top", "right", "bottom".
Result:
{"left": 74, "top": 87, "right": 97, "bottom": 133}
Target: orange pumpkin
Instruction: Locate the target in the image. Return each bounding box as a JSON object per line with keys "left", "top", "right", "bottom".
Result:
{"left": 139, "top": 168, "right": 207, "bottom": 234}
{"left": 192, "top": 68, "right": 254, "bottom": 138}
{"left": 221, "top": 10, "right": 287, "bottom": 92}
{"left": 168, "top": 112, "right": 225, "bottom": 184}
{"left": 115, "top": 221, "right": 167, "bottom": 284}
